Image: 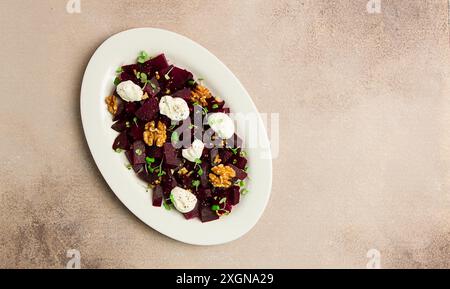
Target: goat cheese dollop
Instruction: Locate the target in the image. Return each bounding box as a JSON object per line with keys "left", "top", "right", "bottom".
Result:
{"left": 207, "top": 112, "right": 235, "bottom": 139}
{"left": 170, "top": 187, "right": 197, "bottom": 213}
{"left": 182, "top": 139, "right": 205, "bottom": 163}
{"left": 159, "top": 95, "right": 190, "bottom": 121}
{"left": 116, "top": 80, "right": 144, "bottom": 102}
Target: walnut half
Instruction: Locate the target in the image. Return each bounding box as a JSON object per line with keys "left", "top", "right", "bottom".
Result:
{"left": 209, "top": 164, "right": 236, "bottom": 188}
{"left": 105, "top": 95, "right": 119, "bottom": 115}
{"left": 143, "top": 121, "right": 167, "bottom": 147}
{"left": 190, "top": 85, "right": 212, "bottom": 107}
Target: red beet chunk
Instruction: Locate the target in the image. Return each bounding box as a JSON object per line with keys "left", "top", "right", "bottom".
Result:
{"left": 125, "top": 150, "right": 144, "bottom": 173}
{"left": 143, "top": 77, "right": 161, "bottom": 97}
{"left": 111, "top": 119, "right": 129, "bottom": 132}
{"left": 234, "top": 156, "right": 247, "bottom": 170}
{"left": 135, "top": 97, "right": 159, "bottom": 122}
{"left": 120, "top": 71, "right": 140, "bottom": 85}
{"left": 152, "top": 185, "right": 163, "bottom": 207}
{"left": 183, "top": 202, "right": 199, "bottom": 220}
{"left": 125, "top": 102, "right": 139, "bottom": 115}
{"left": 228, "top": 164, "right": 247, "bottom": 180}
{"left": 127, "top": 125, "right": 144, "bottom": 142}
{"left": 142, "top": 54, "right": 169, "bottom": 74}
{"left": 166, "top": 66, "right": 193, "bottom": 91}
{"left": 131, "top": 140, "right": 146, "bottom": 165}
{"left": 172, "top": 88, "right": 191, "bottom": 102}
{"left": 221, "top": 150, "right": 233, "bottom": 163}
{"left": 200, "top": 162, "right": 210, "bottom": 188}
{"left": 161, "top": 170, "right": 177, "bottom": 198}
{"left": 217, "top": 107, "right": 230, "bottom": 114}
{"left": 163, "top": 143, "right": 181, "bottom": 168}
{"left": 112, "top": 98, "right": 125, "bottom": 121}
{"left": 228, "top": 186, "right": 240, "bottom": 205}
{"left": 113, "top": 132, "right": 130, "bottom": 150}
{"left": 199, "top": 203, "right": 219, "bottom": 223}
{"left": 199, "top": 188, "right": 212, "bottom": 199}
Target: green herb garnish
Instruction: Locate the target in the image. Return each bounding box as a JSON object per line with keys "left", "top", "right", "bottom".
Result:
{"left": 163, "top": 199, "right": 171, "bottom": 211}
{"left": 241, "top": 189, "right": 249, "bottom": 195}
{"left": 158, "top": 170, "right": 166, "bottom": 177}
{"left": 115, "top": 148, "right": 123, "bottom": 153}
{"left": 198, "top": 167, "right": 204, "bottom": 176}
{"left": 145, "top": 157, "right": 155, "bottom": 164}
{"left": 135, "top": 149, "right": 143, "bottom": 156}
{"left": 114, "top": 77, "right": 121, "bottom": 86}
{"left": 116, "top": 67, "right": 123, "bottom": 73}
{"left": 211, "top": 205, "right": 220, "bottom": 211}
{"left": 212, "top": 104, "right": 219, "bottom": 109}
{"left": 187, "top": 79, "right": 195, "bottom": 86}
{"left": 230, "top": 147, "right": 240, "bottom": 155}
{"left": 139, "top": 72, "right": 148, "bottom": 84}
{"left": 239, "top": 180, "right": 245, "bottom": 187}
{"left": 133, "top": 117, "right": 138, "bottom": 126}
{"left": 171, "top": 131, "right": 179, "bottom": 143}
{"left": 137, "top": 51, "right": 150, "bottom": 64}
{"left": 192, "top": 180, "right": 201, "bottom": 190}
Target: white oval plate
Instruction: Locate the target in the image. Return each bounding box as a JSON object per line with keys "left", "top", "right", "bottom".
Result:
{"left": 80, "top": 28, "right": 272, "bottom": 245}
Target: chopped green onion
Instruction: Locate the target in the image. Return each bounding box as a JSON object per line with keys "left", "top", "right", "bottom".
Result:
{"left": 212, "top": 104, "right": 219, "bottom": 109}
{"left": 163, "top": 199, "right": 171, "bottom": 211}
{"left": 211, "top": 205, "right": 220, "bottom": 211}
{"left": 113, "top": 77, "right": 121, "bottom": 86}
{"left": 230, "top": 147, "right": 239, "bottom": 155}
{"left": 239, "top": 180, "right": 245, "bottom": 187}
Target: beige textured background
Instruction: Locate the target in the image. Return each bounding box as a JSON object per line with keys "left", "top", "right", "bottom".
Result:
{"left": 1, "top": 0, "right": 450, "bottom": 268}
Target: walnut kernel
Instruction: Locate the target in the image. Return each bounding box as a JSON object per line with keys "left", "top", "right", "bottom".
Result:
{"left": 209, "top": 164, "right": 236, "bottom": 188}
{"left": 191, "top": 85, "right": 212, "bottom": 106}
{"left": 105, "top": 95, "right": 119, "bottom": 115}
{"left": 143, "top": 121, "right": 167, "bottom": 147}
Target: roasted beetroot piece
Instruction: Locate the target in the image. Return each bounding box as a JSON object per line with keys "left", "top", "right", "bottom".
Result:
{"left": 135, "top": 97, "right": 159, "bottom": 122}
{"left": 131, "top": 140, "right": 146, "bottom": 165}
{"left": 200, "top": 162, "right": 210, "bottom": 188}
{"left": 217, "top": 107, "right": 230, "bottom": 114}
{"left": 147, "top": 146, "right": 163, "bottom": 159}
{"left": 152, "top": 185, "right": 164, "bottom": 207}
{"left": 125, "top": 102, "right": 139, "bottom": 115}
{"left": 183, "top": 202, "right": 199, "bottom": 220}
{"left": 137, "top": 169, "right": 156, "bottom": 183}
{"left": 221, "top": 149, "right": 233, "bottom": 163}
{"left": 128, "top": 125, "right": 144, "bottom": 142}
{"left": 228, "top": 186, "right": 240, "bottom": 205}
{"left": 125, "top": 150, "right": 144, "bottom": 173}
{"left": 142, "top": 54, "right": 169, "bottom": 74}
{"left": 161, "top": 170, "right": 177, "bottom": 198}
{"left": 172, "top": 88, "right": 191, "bottom": 102}
{"left": 163, "top": 143, "right": 181, "bottom": 168}
{"left": 112, "top": 98, "right": 126, "bottom": 121}
{"left": 111, "top": 119, "right": 129, "bottom": 132}
{"left": 228, "top": 164, "right": 247, "bottom": 180}
{"left": 199, "top": 188, "right": 213, "bottom": 199}
{"left": 143, "top": 77, "right": 161, "bottom": 97}
{"left": 199, "top": 202, "right": 219, "bottom": 223}
{"left": 165, "top": 66, "right": 193, "bottom": 91}
{"left": 113, "top": 131, "right": 130, "bottom": 151}
{"left": 233, "top": 155, "right": 248, "bottom": 170}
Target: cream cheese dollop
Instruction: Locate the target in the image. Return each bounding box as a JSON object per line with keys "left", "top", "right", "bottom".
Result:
{"left": 159, "top": 95, "right": 190, "bottom": 121}
{"left": 207, "top": 112, "right": 235, "bottom": 139}
{"left": 116, "top": 80, "right": 144, "bottom": 102}
{"left": 182, "top": 139, "right": 205, "bottom": 163}
{"left": 170, "top": 187, "right": 197, "bottom": 213}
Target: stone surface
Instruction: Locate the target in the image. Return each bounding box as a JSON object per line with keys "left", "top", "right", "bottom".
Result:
{"left": 1, "top": 0, "right": 450, "bottom": 268}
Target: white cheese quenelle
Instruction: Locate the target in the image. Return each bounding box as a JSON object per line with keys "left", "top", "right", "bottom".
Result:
{"left": 116, "top": 80, "right": 144, "bottom": 102}
{"left": 170, "top": 187, "right": 197, "bottom": 213}
{"left": 182, "top": 139, "right": 205, "bottom": 163}
{"left": 207, "top": 112, "right": 235, "bottom": 139}
{"left": 159, "top": 95, "right": 190, "bottom": 121}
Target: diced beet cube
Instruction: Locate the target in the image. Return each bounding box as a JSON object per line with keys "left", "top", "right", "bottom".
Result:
{"left": 221, "top": 150, "right": 233, "bottom": 163}
{"left": 121, "top": 64, "right": 139, "bottom": 74}
{"left": 124, "top": 150, "right": 144, "bottom": 173}
{"left": 135, "top": 97, "right": 159, "bottom": 122}
{"left": 199, "top": 188, "right": 212, "bottom": 200}
{"left": 125, "top": 102, "right": 138, "bottom": 115}
{"left": 234, "top": 156, "right": 247, "bottom": 170}
{"left": 228, "top": 186, "right": 240, "bottom": 205}
{"left": 163, "top": 143, "right": 181, "bottom": 168}
{"left": 137, "top": 169, "right": 156, "bottom": 183}
{"left": 147, "top": 146, "right": 163, "bottom": 159}
{"left": 161, "top": 170, "right": 177, "bottom": 197}
{"left": 199, "top": 203, "right": 219, "bottom": 223}
{"left": 166, "top": 66, "right": 193, "bottom": 91}
{"left": 111, "top": 119, "right": 129, "bottom": 132}
{"left": 131, "top": 140, "right": 146, "bottom": 165}
{"left": 112, "top": 98, "right": 125, "bottom": 121}
{"left": 142, "top": 54, "right": 169, "bottom": 74}
{"left": 152, "top": 185, "right": 163, "bottom": 207}
{"left": 228, "top": 164, "right": 247, "bottom": 180}
{"left": 172, "top": 88, "right": 191, "bottom": 102}
{"left": 120, "top": 71, "right": 140, "bottom": 85}
{"left": 183, "top": 202, "right": 199, "bottom": 220}
{"left": 217, "top": 107, "right": 230, "bottom": 114}
{"left": 200, "top": 162, "right": 210, "bottom": 188}
{"left": 127, "top": 125, "right": 144, "bottom": 142}
{"left": 113, "top": 131, "right": 130, "bottom": 150}
{"left": 143, "top": 77, "right": 161, "bottom": 97}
